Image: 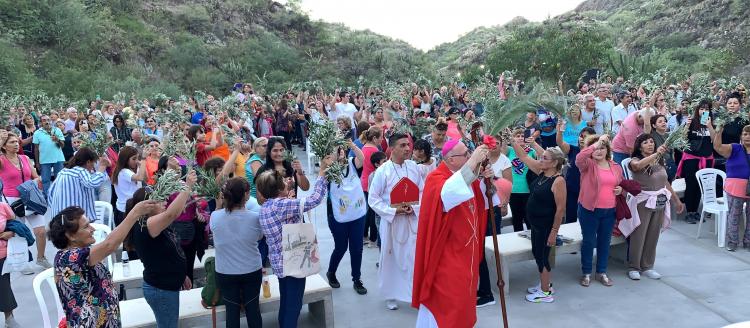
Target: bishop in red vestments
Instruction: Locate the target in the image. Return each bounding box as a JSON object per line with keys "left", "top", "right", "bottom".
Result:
{"left": 412, "top": 140, "right": 496, "bottom": 328}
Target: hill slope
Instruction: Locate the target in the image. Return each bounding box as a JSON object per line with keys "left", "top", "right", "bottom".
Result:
{"left": 427, "top": 0, "right": 750, "bottom": 77}
{"left": 0, "top": 0, "right": 431, "bottom": 98}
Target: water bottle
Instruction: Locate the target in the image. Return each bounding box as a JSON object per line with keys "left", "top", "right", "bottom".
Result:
{"left": 121, "top": 251, "right": 130, "bottom": 277}
{"left": 262, "top": 276, "right": 271, "bottom": 299}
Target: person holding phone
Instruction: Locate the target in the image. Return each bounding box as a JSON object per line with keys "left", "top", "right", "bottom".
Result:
{"left": 507, "top": 128, "right": 541, "bottom": 231}
{"left": 675, "top": 99, "right": 714, "bottom": 224}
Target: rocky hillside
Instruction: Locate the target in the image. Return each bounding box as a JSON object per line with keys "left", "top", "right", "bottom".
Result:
{"left": 0, "top": 0, "right": 430, "bottom": 98}
{"left": 428, "top": 0, "right": 750, "bottom": 77}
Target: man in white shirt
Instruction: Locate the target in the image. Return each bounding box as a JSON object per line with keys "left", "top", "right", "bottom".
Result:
{"left": 333, "top": 92, "right": 358, "bottom": 126}
{"left": 595, "top": 86, "right": 615, "bottom": 133}
{"left": 611, "top": 92, "right": 637, "bottom": 135}
{"left": 63, "top": 107, "right": 78, "bottom": 133}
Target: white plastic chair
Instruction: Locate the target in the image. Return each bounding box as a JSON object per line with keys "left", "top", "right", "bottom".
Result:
{"left": 621, "top": 157, "right": 634, "bottom": 180}
{"left": 33, "top": 268, "right": 65, "bottom": 328}
{"left": 94, "top": 201, "right": 114, "bottom": 230}
{"left": 695, "top": 168, "right": 728, "bottom": 247}
{"left": 91, "top": 223, "right": 114, "bottom": 269}
{"left": 305, "top": 137, "right": 318, "bottom": 174}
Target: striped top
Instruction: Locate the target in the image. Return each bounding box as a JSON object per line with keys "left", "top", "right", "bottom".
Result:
{"left": 49, "top": 166, "right": 109, "bottom": 220}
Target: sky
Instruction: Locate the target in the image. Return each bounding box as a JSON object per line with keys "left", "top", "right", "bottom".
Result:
{"left": 293, "top": 0, "right": 585, "bottom": 51}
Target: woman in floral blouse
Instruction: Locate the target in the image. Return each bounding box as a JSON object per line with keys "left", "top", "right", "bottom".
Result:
{"left": 48, "top": 201, "right": 161, "bottom": 327}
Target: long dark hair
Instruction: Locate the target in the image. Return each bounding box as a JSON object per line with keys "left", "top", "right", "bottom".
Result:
{"left": 259, "top": 137, "right": 294, "bottom": 177}
{"left": 112, "top": 146, "right": 139, "bottom": 185}
{"left": 124, "top": 187, "right": 149, "bottom": 251}
{"left": 689, "top": 99, "right": 713, "bottom": 131}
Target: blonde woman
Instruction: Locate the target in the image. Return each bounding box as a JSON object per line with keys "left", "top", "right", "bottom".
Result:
{"left": 562, "top": 106, "right": 587, "bottom": 146}
{"left": 510, "top": 140, "right": 567, "bottom": 303}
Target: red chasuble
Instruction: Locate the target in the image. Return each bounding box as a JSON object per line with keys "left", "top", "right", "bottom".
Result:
{"left": 412, "top": 162, "right": 487, "bottom": 328}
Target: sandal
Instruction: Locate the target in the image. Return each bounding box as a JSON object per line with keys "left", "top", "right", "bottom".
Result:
{"left": 596, "top": 273, "right": 614, "bottom": 287}
{"left": 580, "top": 274, "right": 591, "bottom": 287}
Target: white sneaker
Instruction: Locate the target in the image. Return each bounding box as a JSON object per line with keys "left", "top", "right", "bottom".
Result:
{"left": 5, "top": 316, "right": 20, "bottom": 328}
{"left": 386, "top": 299, "right": 399, "bottom": 310}
{"left": 525, "top": 290, "right": 554, "bottom": 303}
{"left": 526, "top": 283, "right": 555, "bottom": 295}
{"left": 627, "top": 270, "right": 641, "bottom": 280}
{"left": 37, "top": 257, "right": 52, "bottom": 269}
{"left": 642, "top": 270, "right": 662, "bottom": 280}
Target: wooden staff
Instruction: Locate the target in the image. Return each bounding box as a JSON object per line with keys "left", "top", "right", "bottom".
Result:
{"left": 484, "top": 164, "right": 509, "bottom": 328}
{"left": 471, "top": 125, "right": 509, "bottom": 328}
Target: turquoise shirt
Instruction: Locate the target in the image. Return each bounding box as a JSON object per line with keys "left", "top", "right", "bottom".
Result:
{"left": 563, "top": 120, "right": 587, "bottom": 146}
{"left": 508, "top": 148, "right": 536, "bottom": 194}
{"left": 32, "top": 127, "right": 65, "bottom": 164}
{"left": 244, "top": 154, "right": 265, "bottom": 198}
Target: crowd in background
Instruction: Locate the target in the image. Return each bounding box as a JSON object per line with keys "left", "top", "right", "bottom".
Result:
{"left": 0, "top": 72, "right": 748, "bottom": 327}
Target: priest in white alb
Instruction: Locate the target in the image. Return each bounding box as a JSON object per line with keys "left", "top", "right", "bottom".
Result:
{"left": 368, "top": 132, "right": 424, "bottom": 310}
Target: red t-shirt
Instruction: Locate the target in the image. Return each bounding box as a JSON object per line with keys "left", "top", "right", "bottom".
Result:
{"left": 360, "top": 145, "right": 380, "bottom": 191}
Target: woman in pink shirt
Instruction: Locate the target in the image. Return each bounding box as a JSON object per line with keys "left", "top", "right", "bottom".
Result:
{"left": 360, "top": 127, "right": 383, "bottom": 245}
{"left": 0, "top": 133, "right": 48, "bottom": 270}
{"left": 576, "top": 134, "right": 624, "bottom": 287}
{"left": 612, "top": 108, "right": 653, "bottom": 165}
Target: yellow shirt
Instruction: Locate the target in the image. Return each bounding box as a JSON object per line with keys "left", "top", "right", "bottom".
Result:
{"left": 234, "top": 152, "right": 247, "bottom": 178}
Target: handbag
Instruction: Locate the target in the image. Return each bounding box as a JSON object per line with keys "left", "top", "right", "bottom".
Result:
{"left": 1, "top": 237, "right": 30, "bottom": 275}
{"left": 5, "top": 156, "right": 28, "bottom": 217}
{"left": 328, "top": 159, "right": 367, "bottom": 223}
{"left": 744, "top": 152, "right": 750, "bottom": 196}
{"left": 280, "top": 198, "right": 320, "bottom": 278}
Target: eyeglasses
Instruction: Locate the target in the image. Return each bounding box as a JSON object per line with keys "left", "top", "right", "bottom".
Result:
{"left": 450, "top": 150, "right": 470, "bottom": 158}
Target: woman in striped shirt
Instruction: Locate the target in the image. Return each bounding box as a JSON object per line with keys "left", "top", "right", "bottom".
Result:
{"left": 49, "top": 147, "right": 111, "bottom": 220}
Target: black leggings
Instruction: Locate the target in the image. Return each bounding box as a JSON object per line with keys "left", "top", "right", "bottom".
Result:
{"left": 363, "top": 192, "right": 379, "bottom": 243}
{"left": 216, "top": 269, "right": 263, "bottom": 328}
{"left": 530, "top": 222, "right": 553, "bottom": 273}
{"left": 509, "top": 193, "right": 529, "bottom": 231}
{"left": 682, "top": 158, "right": 715, "bottom": 213}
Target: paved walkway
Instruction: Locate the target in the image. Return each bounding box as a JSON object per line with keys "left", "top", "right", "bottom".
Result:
{"left": 7, "top": 147, "right": 750, "bottom": 327}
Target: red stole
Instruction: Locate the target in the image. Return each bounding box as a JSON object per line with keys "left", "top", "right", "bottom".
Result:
{"left": 412, "top": 162, "right": 487, "bottom": 328}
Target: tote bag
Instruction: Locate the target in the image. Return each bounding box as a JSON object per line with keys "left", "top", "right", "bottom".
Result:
{"left": 281, "top": 198, "right": 320, "bottom": 278}
{"left": 2, "top": 237, "right": 30, "bottom": 275}
{"left": 329, "top": 159, "right": 367, "bottom": 223}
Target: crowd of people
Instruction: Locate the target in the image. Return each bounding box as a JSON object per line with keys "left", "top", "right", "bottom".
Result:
{"left": 0, "top": 73, "right": 748, "bottom": 328}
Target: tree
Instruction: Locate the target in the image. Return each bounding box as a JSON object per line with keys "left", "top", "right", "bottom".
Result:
{"left": 485, "top": 22, "right": 611, "bottom": 87}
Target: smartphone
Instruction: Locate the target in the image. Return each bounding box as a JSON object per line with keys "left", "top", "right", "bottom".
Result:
{"left": 700, "top": 111, "right": 709, "bottom": 125}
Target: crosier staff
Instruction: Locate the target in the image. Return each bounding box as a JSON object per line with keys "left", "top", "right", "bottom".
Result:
{"left": 470, "top": 125, "right": 509, "bottom": 328}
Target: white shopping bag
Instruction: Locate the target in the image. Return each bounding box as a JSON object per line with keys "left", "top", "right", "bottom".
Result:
{"left": 2, "top": 236, "right": 31, "bottom": 275}
{"left": 281, "top": 198, "right": 320, "bottom": 278}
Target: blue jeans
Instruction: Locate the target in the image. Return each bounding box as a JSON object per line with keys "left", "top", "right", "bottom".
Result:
{"left": 40, "top": 161, "right": 64, "bottom": 199}
{"left": 613, "top": 152, "right": 629, "bottom": 166}
{"left": 278, "top": 276, "right": 306, "bottom": 328}
{"left": 578, "top": 205, "right": 616, "bottom": 274}
{"left": 327, "top": 215, "right": 365, "bottom": 281}
{"left": 142, "top": 282, "right": 179, "bottom": 328}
